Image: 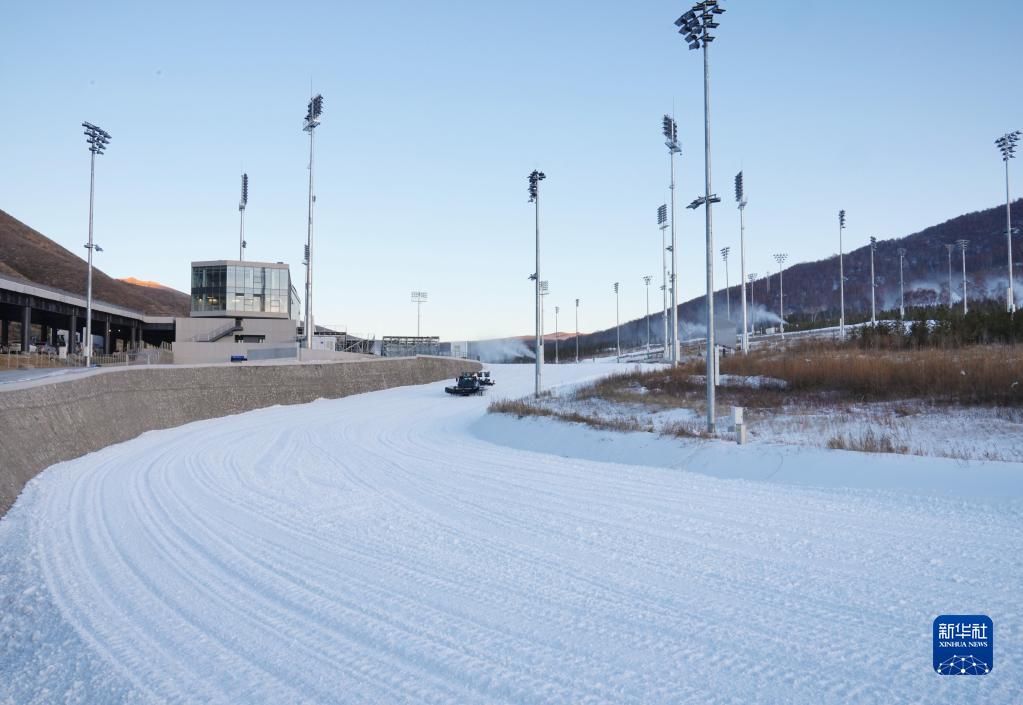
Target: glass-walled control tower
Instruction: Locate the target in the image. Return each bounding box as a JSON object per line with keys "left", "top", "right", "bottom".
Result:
{"left": 190, "top": 260, "right": 299, "bottom": 319}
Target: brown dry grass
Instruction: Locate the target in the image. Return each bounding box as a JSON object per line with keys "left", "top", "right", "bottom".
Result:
{"left": 826, "top": 429, "right": 910, "bottom": 454}
{"left": 488, "top": 398, "right": 714, "bottom": 440}
{"left": 487, "top": 398, "right": 647, "bottom": 433}
{"left": 609, "top": 343, "right": 1022, "bottom": 407}
{"left": 718, "top": 344, "right": 1022, "bottom": 405}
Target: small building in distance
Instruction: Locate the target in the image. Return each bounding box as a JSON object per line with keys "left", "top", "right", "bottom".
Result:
{"left": 173, "top": 260, "right": 301, "bottom": 363}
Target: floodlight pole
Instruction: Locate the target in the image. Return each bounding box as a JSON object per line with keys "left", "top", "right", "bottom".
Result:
{"left": 779, "top": 265, "right": 784, "bottom": 336}
{"left": 239, "top": 173, "right": 248, "bottom": 262}
{"left": 643, "top": 276, "right": 652, "bottom": 351}
{"left": 1006, "top": 159, "right": 1014, "bottom": 313}
{"left": 737, "top": 174, "right": 749, "bottom": 353}
{"left": 668, "top": 136, "right": 680, "bottom": 367}
{"left": 82, "top": 121, "right": 110, "bottom": 367}
{"left": 945, "top": 243, "right": 955, "bottom": 308}
{"left": 997, "top": 131, "right": 1020, "bottom": 313}
{"left": 555, "top": 306, "right": 560, "bottom": 364}
{"left": 575, "top": 298, "right": 580, "bottom": 362}
{"left": 676, "top": 1, "right": 723, "bottom": 431}
{"left": 897, "top": 248, "right": 907, "bottom": 318}
{"left": 721, "top": 247, "right": 730, "bottom": 320}
{"left": 701, "top": 40, "right": 717, "bottom": 431}
{"left": 614, "top": 282, "right": 621, "bottom": 361}
{"left": 1006, "top": 158, "right": 1015, "bottom": 313}
{"left": 773, "top": 253, "right": 787, "bottom": 335}
{"left": 657, "top": 206, "right": 670, "bottom": 359}
{"left": 529, "top": 170, "right": 545, "bottom": 396}
{"left": 748, "top": 273, "right": 756, "bottom": 335}
{"left": 838, "top": 210, "right": 846, "bottom": 337}
{"left": 411, "top": 291, "right": 428, "bottom": 337}
{"left": 869, "top": 237, "right": 877, "bottom": 325}
{"left": 86, "top": 149, "right": 96, "bottom": 365}
{"left": 303, "top": 94, "right": 323, "bottom": 349}
{"left": 958, "top": 239, "right": 969, "bottom": 315}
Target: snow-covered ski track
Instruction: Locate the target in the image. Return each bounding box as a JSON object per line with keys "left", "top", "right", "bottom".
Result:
{"left": 1, "top": 364, "right": 1021, "bottom": 704}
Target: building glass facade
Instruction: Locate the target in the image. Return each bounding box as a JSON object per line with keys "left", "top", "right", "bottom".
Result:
{"left": 191, "top": 262, "right": 295, "bottom": 318}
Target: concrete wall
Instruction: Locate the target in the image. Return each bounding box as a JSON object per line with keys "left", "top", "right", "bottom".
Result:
{"left": 297, "top": 348, "right": 374, "bottom": 362}
{"left": 173, "top": 340, "right": 299, "bottom": 364}
{"left": 175, "top": 316, "right": 297, "bottom": 343}
{"left": 0, "top": 356, "right": 479, "bottom": 517}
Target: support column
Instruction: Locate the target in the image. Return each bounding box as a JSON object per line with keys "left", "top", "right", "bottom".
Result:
{"left": 21, "top": 305, "right": 31, "bottom": 352}
{"left": 1, "top": 318, "right": 8, "bottom": 347}
{"left": 103, "top": 318, "right": 112, "bottom": 355}
{"left": 68, "top": 313, "right": 77, "bottom": 352}
{"left": 40, "top": 323, "right": 49, "bottom": 346}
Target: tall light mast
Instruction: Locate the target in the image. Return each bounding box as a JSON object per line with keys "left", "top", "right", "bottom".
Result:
{"left": 838, "top": 209, "right": 847, "bottom": 336}
{"left": 528, "top": 170, "right": 546, "bottom": 396}
{"left": 302, "top": 93, "right": 323, "bottom": 348}
{"left": 735, "top": 171, "right": 749, "bottom": 353}
{"left": 575, "top": 298, "right": 580, "bottom": 363}
{"left": 662, "top": 116, "right": 682, "bottom": 367}
{"left": 995, "top": 130, "right": 1020, "bottom": 313}
{"left": 897, "top": 247, "right": 907, "bottom": 319}
{"left": 643, "top": 275, "right": 653, "bottom": 351}
{"left": 554, "top": 305, "right": 560, "bottom": 364}
{"left": 720, "top": 246, "right": 731, "bottom": 320}
{"left": 869, "top": 237, "right": 878, "bottom": 324}
{"left": 82, "top": 121, "right": 111, "bottom": 367}
{"left": 957, "top": 239, "right": 970, "bottom": 315}
{"left": 945, "top": 243, "right": 955, "bottom": 308}
{"left": 657, "top": 203, "right": 670, "bottom": 358}
{"left": 773, "top": 253, "right": 788, "bottom": 335}
{"left": 614, "top": 281, "right": 621, "bottom": 360}
{"left": 411, "top": 291, "right": 428, "bottom": 337}
{"left": 238, "top": 173, "right": 248, "bottom": 261}
{"left": 677, "top": 0, "right": 728, "bottom": 433}
{"left": 748, "top": 272, "right": 757, "bottom": 335}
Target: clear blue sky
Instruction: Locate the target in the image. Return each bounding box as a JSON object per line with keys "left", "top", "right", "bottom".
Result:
{"left": 2, "top": 0, "right": 1020, "bottom": 340}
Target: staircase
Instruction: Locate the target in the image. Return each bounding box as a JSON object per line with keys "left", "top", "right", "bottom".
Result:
{"left": 191, "top": 320, "right": 243, "bottom": 342}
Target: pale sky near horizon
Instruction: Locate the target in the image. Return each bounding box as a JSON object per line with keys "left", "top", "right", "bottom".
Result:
{"left": 2, "top": 1, "right": 1020, "bottom": 340}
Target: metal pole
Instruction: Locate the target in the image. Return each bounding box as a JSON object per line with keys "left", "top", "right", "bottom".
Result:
{"left": 702, "top": 40, "right": 716, "bottom": 433}
{"left": 739, "top": 203, "right": 748, "bottom": 353}
{"left": 572, "top": 296, "right": 581, "bottom": 362}
{"left": 899, "top": 251, "right": 905, "bottom": 318}
{"left": 670, "top": 150, "right": 679, "bottom": 367}
{"left": 555, "top": 306, "right": 559, "bottom": 364}
{"left": 535, "top": 188, "right": 542, "bottom": 396}
{"left": 661, "top": 224, "right": 669, "bottom": 358}
{"left": 724, "top": 254, "right": 730, "bottom": 320}
{"left": 304, "top": 121, "right": 315, "bottom": 349}
{"left": 615, "top": 283, "right": 621, "bottom": 360}
{"left": 870, "top": 244, "right": 876, "bottom": 324}
{"left": 947, "top": 244, "right": 954, "bottom": 308}
{"left": 417, "top": 300, "right": 421, "bottom": 337}
{"left": 779, "top": 268, "right": 784, "bottom": 335}
{"left": 749, "top": 273, "right": 756, "bottom": 335}
{"left": 961, "top": 246, "right": 968, "bottom": 315}
{"left": 839, "top": 219, "right": 845, "bottom": 337}
{"left": 644, "top": 277, "right": 651, "bottom": 351}
{"left": 1006, "top": 159, "right": 1016, "bottom": 313}
{"left": 85, "top": 150, "right": 95, "bottom": 367}
{"left": 239, "top": 206, "right": 245, "bottom": 262}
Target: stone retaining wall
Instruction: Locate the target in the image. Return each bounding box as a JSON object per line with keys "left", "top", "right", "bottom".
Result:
{"left": 0, "top": 356, "right": 478, "bottom": 516}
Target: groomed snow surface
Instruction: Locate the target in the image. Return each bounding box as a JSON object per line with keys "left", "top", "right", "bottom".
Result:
{"left": 1, "top": 363, "right": 1021, "bottom": 704}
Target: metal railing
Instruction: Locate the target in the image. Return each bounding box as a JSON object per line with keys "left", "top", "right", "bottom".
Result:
{"left": 3, "top": 342, "right": 173, "bottom": 370}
